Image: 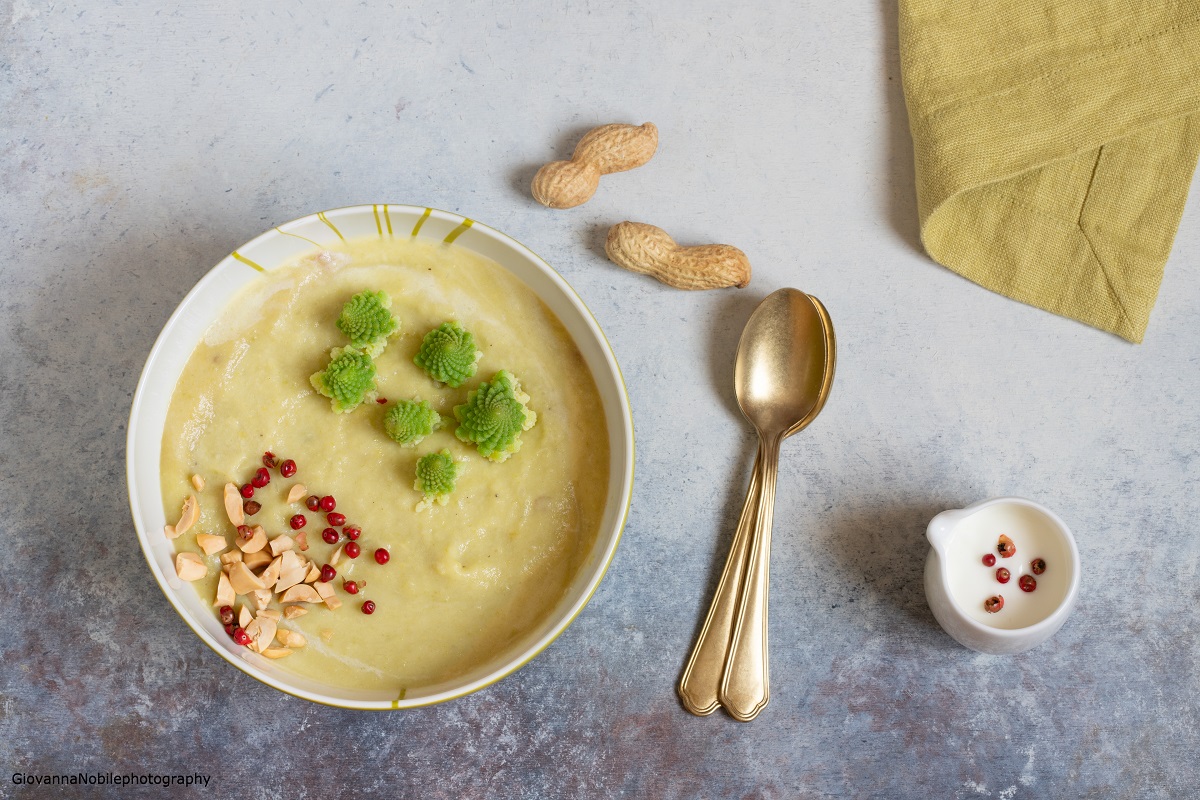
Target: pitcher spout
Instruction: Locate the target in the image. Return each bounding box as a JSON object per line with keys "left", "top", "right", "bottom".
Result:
{"left": 926, "top": 509, "right": 965, "bottom": 553}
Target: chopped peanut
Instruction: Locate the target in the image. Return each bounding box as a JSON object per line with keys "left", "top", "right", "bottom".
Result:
{"left": 213, "top": 572, "right": 235, "bottom": 608}
{"left": 243, "top": 549, "right": 271, "bottom": 570}
{"left": 259, "top": 555, "right": 282, "bottom": 588}
{"left": 251, "top": 589, "right": 273, "bottom": 611}
{"left": 275, "top": 552, "right": 308, "bottom": 594}
{"left": 174, "top": 552, "right": 206, "bottom": 582}
{"left": 268, "top": 535, "right": 295, "bottom": 557}
{"left": 223, "top": 483, "right": 245, "bottom": 526}
{"left": 245, "top": 616, "right": 277, "bottom": 653}
{"left": 313, "top": 581, "right": 341, "bottom": 610}
{"left": 228, "top": 562, "right": 266, "bottom": 595}
{"left": 277, "top": 629, "right": 307, "bottom": 649}
{"left": 280, "top": 584, "right": 323, "bottom": 604}
{"left": 236, "top": 525, "right": 268, "bottom": 554}
{"left": 196, "top": 533, "right": 227, "bottom": 556}
{"left": 175, "top": 494, "right": 200, "bottom": 536}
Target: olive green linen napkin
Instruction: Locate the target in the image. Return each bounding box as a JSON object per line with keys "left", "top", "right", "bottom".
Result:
{"left": 899, "top": 1, "right": 1200, "bottom": 342}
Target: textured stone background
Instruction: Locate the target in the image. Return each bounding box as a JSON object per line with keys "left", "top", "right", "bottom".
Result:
{"left": 2, "top": 1, "right": 1199, "bottom": 797}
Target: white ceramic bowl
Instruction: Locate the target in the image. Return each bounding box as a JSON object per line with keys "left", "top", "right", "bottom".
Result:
{"left": 924, "top": 497, "right": 1080, "bottom": 655}
{"left": 127, "top": 204, "right": 635, "bottom": 708}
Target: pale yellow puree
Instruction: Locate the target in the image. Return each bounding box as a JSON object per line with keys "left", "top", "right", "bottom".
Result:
{"left": 160, "top": 237, "right": 609, "bottom": 692}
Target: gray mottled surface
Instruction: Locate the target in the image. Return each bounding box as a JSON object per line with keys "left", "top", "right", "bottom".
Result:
{"left": 2, "top": 1, "right": 1198, "bottom": 797}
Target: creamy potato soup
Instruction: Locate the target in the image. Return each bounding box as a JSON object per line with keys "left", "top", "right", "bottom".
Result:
{"left": 161, "top": 238, "right": 609, "bottom": 692}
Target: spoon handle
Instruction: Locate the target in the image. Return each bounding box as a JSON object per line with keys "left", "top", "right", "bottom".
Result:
{"left": 677, "top": 446, "right": 762, "bottom": 716}
{"left": 719, "top": 432, "right": 781, "bottom": 721}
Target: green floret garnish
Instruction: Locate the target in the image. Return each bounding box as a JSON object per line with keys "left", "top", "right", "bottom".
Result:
{"left": 414, "top": 449, "right": 459, "bottom": 510}
{"left": 453, "top": 370, "right": 537, "bottom": 463}
{"left": 384, "top": 399, "right": 442, "bottom": 447}
{"left": 309, "top": 346, "right": 377, "bottom": 413}
{"left": 413, "top": 321, "right": 482, "bottom": 387}
{"left": 336, "top": 290, "right": 399, "bottom": 357}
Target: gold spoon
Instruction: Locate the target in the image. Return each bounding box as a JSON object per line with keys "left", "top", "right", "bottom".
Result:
{"left": 678, "top": 291, "right": 835, "bottom": 721}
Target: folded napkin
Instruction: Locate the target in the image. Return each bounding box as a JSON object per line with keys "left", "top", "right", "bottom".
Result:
{"left": 900, "top": 1, "right": 1200, "bottom": 342}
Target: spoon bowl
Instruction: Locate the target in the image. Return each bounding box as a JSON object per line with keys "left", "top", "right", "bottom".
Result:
{"left": 734, "top": 289, "right": 830, "bottom": 438}
{"left": 797, "top": 296, "right": 836, "bottom": 435}
{"left": 735, "top": 289, "right": 830, "bottom": 437}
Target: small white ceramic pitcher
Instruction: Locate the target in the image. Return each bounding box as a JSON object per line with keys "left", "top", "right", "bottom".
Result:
{"left": 924, "top": 497, "right": 1081, "bottom": 655}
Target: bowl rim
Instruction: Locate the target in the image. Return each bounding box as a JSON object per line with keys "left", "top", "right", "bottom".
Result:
{"left": 127, "top": 203, "right": 635, "bottom": 709}
{"left": 928, "top": 496, "right": 1080, "bottom": 639}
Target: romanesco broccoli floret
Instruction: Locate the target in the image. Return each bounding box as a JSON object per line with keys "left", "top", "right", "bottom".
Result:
{"left": 413, "top": 321, "right": 482, "bottom": 387}
{"left": 384, "top": 398, "right": 442, "bottom": 447}
{"left": 414, "top": 449, "right": 460, "bottom": 510}
{"left": 310, "top": 346, "right": 377, "bottom": 413}
{"left": 453, "top": 370, "right": 537, "bottom": 462}
{"left": 336, "top": 290, "right": 399, "bottom": 357}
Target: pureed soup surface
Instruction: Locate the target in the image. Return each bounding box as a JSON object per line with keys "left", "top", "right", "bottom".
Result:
{"left": 160, "top": 237, "right": 610, "bottom": 692}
